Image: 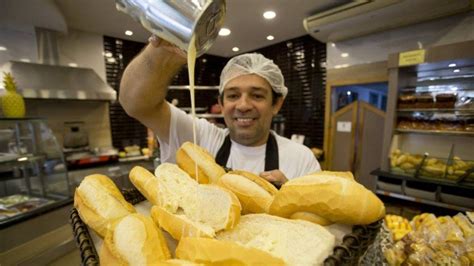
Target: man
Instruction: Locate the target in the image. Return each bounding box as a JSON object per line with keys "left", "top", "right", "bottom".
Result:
{"left": 120, "top": 37, "right": 320, "bottom": 187}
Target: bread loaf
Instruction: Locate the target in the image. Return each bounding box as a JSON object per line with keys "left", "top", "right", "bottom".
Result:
{"left": 176, "top": 237, "right": 285, "bottom": 265}
{"left": 216, "top": 214, "right": 335, "bottom": 266}
{"left": 100, "top": 213, "right": 170, "bottom": 265}
{"left": 176, "top": 141, "right": 226, "bottom": 184}
{"left": 269, "top": 172, "right": 385, "bottom": 225}
{"left": 217, "top": 170, "right": 278, "bottom": 214}
{"left": 159, "top": 259, "right": 204, "bottom": 266}
{"left": 289, "top": 212, "right": 333, "bottom": 226}
{"left": 130, "top": 164, "right": 241, "bottom": 240}
{"left": 74, "top": 174, "right": 135, "bottom": 237}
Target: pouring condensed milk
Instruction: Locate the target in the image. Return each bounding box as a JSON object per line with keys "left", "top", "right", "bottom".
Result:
{"left": 116, "top": 0, "right": 226, "bottom": 180}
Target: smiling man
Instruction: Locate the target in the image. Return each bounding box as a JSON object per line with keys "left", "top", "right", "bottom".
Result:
{"left": 120, "top": 38, "right": 320, "bottom": 186}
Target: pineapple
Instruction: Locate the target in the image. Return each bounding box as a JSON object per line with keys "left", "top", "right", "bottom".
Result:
{"left": 2, "top": 72, "right": 25, "bottom": 118}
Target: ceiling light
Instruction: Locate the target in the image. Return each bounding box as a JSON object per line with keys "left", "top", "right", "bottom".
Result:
{"left": 107, "top": 58, "right": 116, "bottom": 63}
{"left": 0, "top": 46, "right": 7, "bottom": 51}
{"left": 263, "top": 11, "right": 276, "bottom": 19}
{"left": 125, "top": 30, "right": 133, "bottom": 36}
{"left": 232, "top": 47, "right": 239, "bottom": 52}
{"left": 266, "top": 35, "right": 274, "bottom": 41}
{"left": 347, "top": 91, "right": 351, "bottom": 95}
{"left": 219, "top": 28, "right": 231, "bottom": 36}
{"left": 453, "top": 69, "right": 460, "bottom": 73}
{"left": 104, "top": 52, "right": 113, "bottom": 57}
{"left": 20, "top": 58, "right": 31, "bottom": 62}
{"left": 68, "top": 63, "right": 78, "bottom": 67}
{"left": 448, "top": 63, "right": 456, "bottom": 67}
{"left": 341, "top": 53, "right": 349, "bottom": 57}
{"left": 330, "top": 43, "right": 336, "bottom": 47}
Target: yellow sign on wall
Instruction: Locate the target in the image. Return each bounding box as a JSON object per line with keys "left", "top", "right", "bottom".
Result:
{"left": 399, "top": 49, "right": 425, "bottom": 66}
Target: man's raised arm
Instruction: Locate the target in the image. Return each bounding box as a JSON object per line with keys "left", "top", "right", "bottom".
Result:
{"left": 119, "top": 38, "right": 186, "bottom": 143}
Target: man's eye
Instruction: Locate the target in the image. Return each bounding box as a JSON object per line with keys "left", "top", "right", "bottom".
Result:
{"left": 226, "top": 94, "right": 239, "bottom": 100}
{"left": 253, "top": 94, "right": 265, "bottom": 99}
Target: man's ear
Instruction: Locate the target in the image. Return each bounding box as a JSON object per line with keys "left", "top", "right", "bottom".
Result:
{"left": 272, "top": 96, "right": 284, "bottom": 115}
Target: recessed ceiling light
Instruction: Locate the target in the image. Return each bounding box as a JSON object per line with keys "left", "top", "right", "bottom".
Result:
{"left": 125, "top": 30, "right": 133, "bottom": 36}
{"left": 0, "top": 46, "right": 7, "bottom": 51}
{"left": 20, "top": 58, "right": 31, "bottom": 62}
{"left": 232, "top": 47, "right": 239, "bottom": 52}
{"left": 330, "top": 43, "right": 336, "bottom": 47}
{"left": 107, "top": 57, "right": 116, "bottom": 63}
{"left": 266, "top": 35, "right": 274, "bottom": 41}
{"left": 453, "top": 69, "right": 460, "bottom": 73}
{"left": 104, "top": 52, "right": 113, "bottom": 58}
{"left": 347, "top": 91, "right": 351, "bottom": 95}
{"left": 341, "top": 53, "right": 349, "bottom": 57}
{"left": 448, "top": 63, "right": 456, "bottom": 67}
{"left": 263, "top": 11, "right": 276, "bottom": 19}
{"left": 68, "top": 63, "right": 78, "bottom": 67}
{"left": 219, "top": 28, "right": 231, "bottom": 36}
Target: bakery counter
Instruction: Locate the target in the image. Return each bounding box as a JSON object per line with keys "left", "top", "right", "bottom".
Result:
{"left": 67, "top": 157, "right": 156, "bottom": 191}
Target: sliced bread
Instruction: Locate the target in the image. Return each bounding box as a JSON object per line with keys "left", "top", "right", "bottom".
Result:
{"left": 129, "top": 164, "right": 241, "bottom": 240}
{"left": 100, "top": 213, "right": 170, "bottom": 265}
{"left": 74, "top": 174, "right": 135, "bottom": 237}
{"left": 216, "top": 214, "right": 335, "bottom": 266}
{"left": 176, "top": 141, "right": 226, "bottom": 184}
{"left": 217, "top": 170, "right": 278, "bottom": 214}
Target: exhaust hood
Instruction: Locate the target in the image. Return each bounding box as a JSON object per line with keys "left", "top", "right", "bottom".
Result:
{"left": 1, "top": 28, "right": 116, "bottom": 101}
{"left": 3, "top": 61, "right": 116, "bottom": 101}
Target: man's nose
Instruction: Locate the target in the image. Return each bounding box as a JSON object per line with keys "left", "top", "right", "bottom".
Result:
{"left": 236, "top": 95, "right": 252, "bottom": 111}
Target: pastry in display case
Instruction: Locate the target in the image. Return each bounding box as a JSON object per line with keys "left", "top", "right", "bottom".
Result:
{"left": 0, "top": 118, "right": 71, "bottom": 226}
{"left": 377, "top": 41, "right": 474, "bottom": 212}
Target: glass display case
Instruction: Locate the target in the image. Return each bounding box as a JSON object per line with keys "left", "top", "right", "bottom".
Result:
{"left": 376, "top": 41, "right": 474, "bottom": 211}
{"left": 0, "top": 118, "right": 71, "bottom": 227}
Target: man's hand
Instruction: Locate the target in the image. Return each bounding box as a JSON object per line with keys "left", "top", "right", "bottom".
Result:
{"left": 148, "top": 35, "right": 187, "bottom": 59}
{"left": 260, "top": 170, "right": 288, "bottom": 188}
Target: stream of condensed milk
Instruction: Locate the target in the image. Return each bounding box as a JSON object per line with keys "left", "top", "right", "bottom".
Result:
{"left": 187, "top": 36, "right": 199, "bottom": 182}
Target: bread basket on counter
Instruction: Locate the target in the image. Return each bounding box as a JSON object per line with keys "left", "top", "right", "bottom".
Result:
{"left": 69, "top": 188, "right": 382, "bottom": 266}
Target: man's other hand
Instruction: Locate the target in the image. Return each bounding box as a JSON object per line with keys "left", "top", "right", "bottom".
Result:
{"left": 260, "top": 170, "right": 288, "bottom": 188}
{"left": 148, "top": 35, "right": 187, "bottom": 59}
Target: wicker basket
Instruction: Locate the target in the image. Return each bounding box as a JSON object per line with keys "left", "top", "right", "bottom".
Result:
{"left": 70, "top": 188, "right": 381, "bottom": 266}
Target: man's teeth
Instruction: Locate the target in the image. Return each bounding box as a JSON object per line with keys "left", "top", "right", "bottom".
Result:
{"left": 236, "top": 118, "right": 253, "bottom": 122}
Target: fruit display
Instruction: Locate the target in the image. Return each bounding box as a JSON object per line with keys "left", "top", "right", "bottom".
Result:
{"left": 384, "top": 212, "right": 474, "bottom": 265}
{"left": 390, "top": 149, "right": 474, "bottom": 181}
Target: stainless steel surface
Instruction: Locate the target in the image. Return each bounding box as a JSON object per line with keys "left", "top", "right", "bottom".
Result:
{"left": 3, "top": 61, "right": 116, "bottom": 101}
{"left": 115, "top": 0, "right": 226, "bottom": 56}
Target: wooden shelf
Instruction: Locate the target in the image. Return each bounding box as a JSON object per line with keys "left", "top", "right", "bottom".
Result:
{"left": 395, "top": 128, "right": 474, "bottom": 136}
{"left": 376, "top": 189, "right": 471, "bottom": 212}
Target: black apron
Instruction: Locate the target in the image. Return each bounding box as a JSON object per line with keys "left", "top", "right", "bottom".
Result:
{"left": 215, "top": 133, "right": 280, "bottom": 188}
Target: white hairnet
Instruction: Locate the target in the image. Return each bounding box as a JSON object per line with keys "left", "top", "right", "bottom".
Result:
{"left": 219, "top": 53, "right": 288, "bottom": 97}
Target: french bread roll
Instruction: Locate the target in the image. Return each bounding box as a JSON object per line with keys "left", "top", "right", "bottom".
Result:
{"left": 217, "top": 170, "right": 278, "bottom": 214}
{"left": 74, "top": 174, "right": 135, "bottom": 237}
{"left": 176, "top": 141, "right": 226, "bottom": 184}
{"left": 290, "top": 212, "right": 333, "bottom": 226}
{"left": 269, "top": 172, "right": 385, "bottom": 225}
{"left": 159, "top": 259, "right": 204, "bottom": 266}
{"left": 100, "top": 213, "right": 170, "bottom": 265}
{"left": 176, "top": 237, "right": 285, "bottom": 265}
{"left": 216, "top": 214, "right": 335, "bottom": 266}
{"left": 130, "top": 164, "right": 241, "bottom": 240}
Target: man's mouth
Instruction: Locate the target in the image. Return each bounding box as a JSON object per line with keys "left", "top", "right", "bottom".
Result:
{"left": 234, "top": 117, "right": 256, "bottom": 127}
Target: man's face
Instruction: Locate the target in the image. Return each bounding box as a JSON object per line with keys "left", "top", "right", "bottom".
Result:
{"left": 219, "top": 74, "right": 284, "bottom": 146}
